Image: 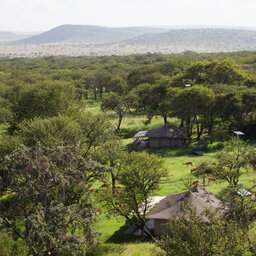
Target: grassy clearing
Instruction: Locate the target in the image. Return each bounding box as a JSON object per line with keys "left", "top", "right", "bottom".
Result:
{"left": 93, "top": 213, "right": 158, "bottom": 256}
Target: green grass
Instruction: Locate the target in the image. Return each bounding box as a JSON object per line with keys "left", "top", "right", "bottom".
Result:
{"left": 89, "top": 242, "right": 161, "bottom": 256}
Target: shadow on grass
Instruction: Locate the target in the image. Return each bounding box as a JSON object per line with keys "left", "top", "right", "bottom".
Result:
{"left": 106, "top": 221, "right": 152, "bottom": 244}
{"left": 144, "top": 145, "right": 193, "bottom": 157}
{"left": 120, "top": 127, "right": 141, "bottom": 139}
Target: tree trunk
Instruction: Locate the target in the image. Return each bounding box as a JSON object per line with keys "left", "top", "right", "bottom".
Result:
{"left": 179, "top": 117, "right": 184, "bottom": 128}
{"left": 186, "top": 117, "right": 191, "bottom": 144}
{"left": 163, "top": 114, "right": 167, "bottom": 124}
{"left": 99, "top": 87, "right": 103, "bottom": 100}
{"left": 116, "top": 115, "right": 123, "bottom": 132}
{"left": 195, "top": 117, "right": 203, "bottom": 140}
{"left": 111, "top": 171, "right": 116, "bottom": 192}
{"left": 140, "top": 220, "right": 145, "bottom": 241}
{"left": 94, "top": 89, "right": 97, "bottom": 100}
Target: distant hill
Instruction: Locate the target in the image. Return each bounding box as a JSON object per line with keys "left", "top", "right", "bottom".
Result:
{"left": 117, "top": 29, "right": 256, "bottom": 53}
{"left": 3, "top": 27, "right": 256, "bottom": 57}
{"left": 0, "top": 31, "right": 36, "bottom": 43}
{"left": 12, "top": 25, "right": 169, "bottom": 45}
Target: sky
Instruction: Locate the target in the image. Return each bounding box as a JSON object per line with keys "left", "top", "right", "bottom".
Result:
{"left": 1, "top": 0, "right": 256, "bottom": 32}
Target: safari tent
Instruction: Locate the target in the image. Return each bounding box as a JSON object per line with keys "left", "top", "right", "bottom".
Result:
{"left": 147, "top": 184, "right": 223, "bottom": 236}
{"left": 133, "top": 122, "right": 186, "bottom": 148}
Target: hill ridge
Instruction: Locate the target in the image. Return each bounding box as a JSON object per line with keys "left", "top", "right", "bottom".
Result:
{"left": 11, "top": 24, "right": 169, "bottom": 45}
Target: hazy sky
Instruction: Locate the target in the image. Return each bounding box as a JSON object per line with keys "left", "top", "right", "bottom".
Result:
{"left": 1, "top": 0, "right": 256, "bottom": 32}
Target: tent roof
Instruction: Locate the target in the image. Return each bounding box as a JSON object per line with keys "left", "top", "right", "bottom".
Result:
{"left": 134, "top": 123, "right": 186, "bottom": 139}
{"left": 147, "top": 184, "right": 223, "bottom": 220}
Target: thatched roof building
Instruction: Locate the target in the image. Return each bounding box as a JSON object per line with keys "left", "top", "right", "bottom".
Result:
{"left": 134, "top": 122, "right": 186, "bottom": 148}
{"left": 147, "top": 184, "right": 223, "bottom": 236}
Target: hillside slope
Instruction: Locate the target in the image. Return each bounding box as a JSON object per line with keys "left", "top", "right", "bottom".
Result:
{"left": 0, "top": 31, "right": 34, "bottom": 43}
{"left": 118, "top": 29, "right": 256, "bottom": 52}
{"left": 12, "top": 25, "right": 168, "bottom": 45}
{"left": 3, "top": 28, "right": 256, "bottom": 57}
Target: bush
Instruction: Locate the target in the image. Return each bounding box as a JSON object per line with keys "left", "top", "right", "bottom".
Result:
{"left": 194, "top": 161, "right": 216, "bottom": 176}
{"left": 156, "top": 203, "right": 256, "bottom": 256}
{"left": 0, "top": 233, "right": 28, "bottom": 256}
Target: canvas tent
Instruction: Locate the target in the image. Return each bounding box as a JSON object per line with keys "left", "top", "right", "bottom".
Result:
{"left": 147, "top": 184, "right": 223, "bottom": 236}
{"left": 133, "top": 122, "right": 186, "bottom": 148}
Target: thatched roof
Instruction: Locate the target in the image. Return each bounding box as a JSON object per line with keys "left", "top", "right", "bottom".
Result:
{"left": 147, "top": 184, "right": 223, "bottom": 220}
{"left": 134, "top": 122, "right": 186, "bottom": 139}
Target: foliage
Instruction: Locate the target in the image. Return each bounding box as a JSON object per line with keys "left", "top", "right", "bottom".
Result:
{"left": 16, "top": 115, "right": 81, "bottom": 147}
{"left": 156, "top": 202, "right": 256, "bottom": 256}
{"left": 215, "top": 137, "right": 255, "bottom": 186}
{"left": 99, "top": 152, "right": 167, "bottom": 240}
{"left": 0, "top": 233, "right": 28, "bottom": 256}
{"left": 101, "top": 93, "right": 129, "bottom": 131}
{"left": 0, "top": 143, "right": 108, "bottom": 255}
{"left": 0, "top": 112, "right": 114, "bottom": 162}
{"left": 219, "top": 186, "right": 256, "bottom": 227}
{"left": 0, "top": 135, "right": 22, "bottom": 161}
{"left": 10, "top": 81, "right": 74, "bottom": 131}
{"left": 165, "top": 85, "right": 215, "bottom": 141}
{"left": 194, "top": 161, "right": 216, "bottom": 176}
{"left": 171, "top": 59, "right": 253, "bottom": 87}
{"left": 127, "top": 66, "right": 163, "bottom": 89}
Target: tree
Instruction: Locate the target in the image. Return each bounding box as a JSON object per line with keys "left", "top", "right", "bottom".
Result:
{"left": 215, "top": 137, "right": 256, "bottom": 187}
{"left": 214, "top": 88, "right": 243, "bottom": 129}
{"left": 127, "top": 66, "right": 163, "bottom": 90}
{"left": 156, "top": 202, "right": 256, "bottom": 256}
{"left": 101, "top": 93, "right": 128, "bottom": 132}
{"left": 132, "top": 77, "right": 171, "bottom": 123}
{"left": 84, "top": 71, "right": 111, "bottom": 100}
{"left": 16, "top": 115, "right": 81, "bottom": 147}
{"left": 0, "top": 83, "right": 12, "bottom": 124}
{"left": 99, "top": 152, "right": 167, "bottom": 240}
{"left": 92, "top": 135, "right": 124, "bottom": 191}
{"left": 171, "top": 59, "right": 253, "bottom": 87}
{"left": 165, "top": 85, "right": 215, "bottom": 142}
{"left": 10, "top": 81, "right": 74, "bottom": 132}
{"left": 0, "top": 143, "right": 107, "bottom": 256}
{"left": 105, "top": 76, "right": 128, "bottom": 95}
{"left": 0, "top": 112, "right": 115, "bottom": 165}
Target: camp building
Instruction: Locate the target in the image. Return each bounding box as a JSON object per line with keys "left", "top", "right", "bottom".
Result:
{"left": 134, "top": 122, "right": 186, "bottom": 148}
{"left": 147, "top": 184, "right": 223, "bottom": 236}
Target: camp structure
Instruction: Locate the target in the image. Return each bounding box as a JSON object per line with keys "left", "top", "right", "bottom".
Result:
{"left": 133, "top": 122, "right": 186, "bottom": 148}
{"left": 147, "top": 184, "right": 223, "bottom": 236}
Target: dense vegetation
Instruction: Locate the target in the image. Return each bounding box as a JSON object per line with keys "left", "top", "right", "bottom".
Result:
{"left": 0, "top": 51, "right": 256, "bottom": 255}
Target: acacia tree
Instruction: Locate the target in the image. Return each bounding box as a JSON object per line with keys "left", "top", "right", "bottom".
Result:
{"left": 171, "top": 59, "right": 253, "bottom": 87}
{"left": 165, "top": 86, "right": 215, "bottom": 142}
{"left": 0, "top": 112, "right": 114, "bottom": 162}
{"left": 0, "top": 143, "right": 107, "bottom": 256}
{"left": 92, "top": 135, "right": 124, "bottom": 191}
{"left": 9, "top": 81, "right": 74, "bottom": 133}
{"left": 215, "top": 137, "right": 256, "bottom": 187}
{"left": 101, "top": 93, "right": 128, "bottom": 132}
{"left": 99, "top": 152, "right": 167, "bottom": 240}
{"left": 132, "top": 78, "right": 171, "bottom": 124}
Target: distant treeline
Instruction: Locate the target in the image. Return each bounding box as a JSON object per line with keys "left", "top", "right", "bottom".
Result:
{"left": 0, "top": 51, "right": 256, "bottom": 140}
